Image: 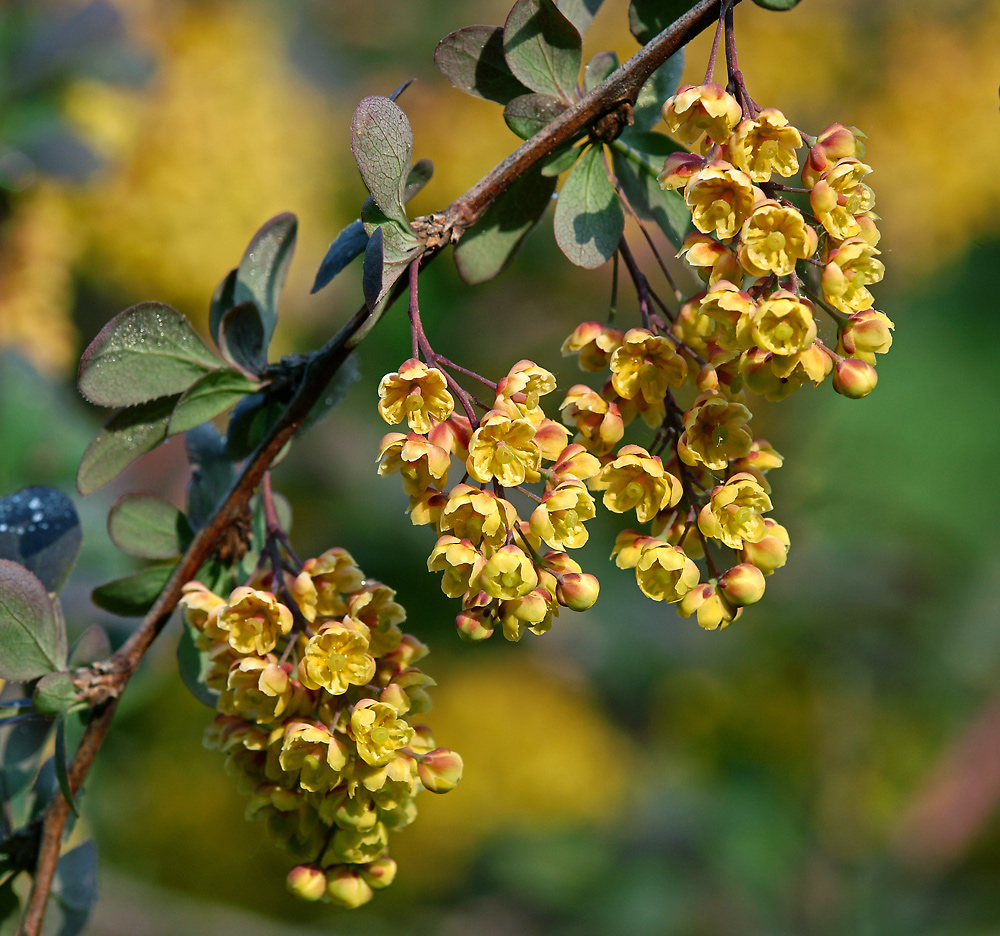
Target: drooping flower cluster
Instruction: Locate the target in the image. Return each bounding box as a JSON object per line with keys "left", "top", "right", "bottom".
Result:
{"left": 660, "top": 84, "right": 893, "bottom": 402}
{"left": 376, "top": 358, "right": 601, "bottom": 642}
{"left": 179, "top": 548, "right": 462, "bottom": 909}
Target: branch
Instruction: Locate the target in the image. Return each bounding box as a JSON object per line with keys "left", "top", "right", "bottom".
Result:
{"left": 19, "top": 2, "right": 732, "bottom": 931}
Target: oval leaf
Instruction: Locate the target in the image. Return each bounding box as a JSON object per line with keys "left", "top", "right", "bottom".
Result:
{"left": 0, "top": 559, "right": 67, "bottom": 680}
{"left": 503, "top": 92, "right": 569, "bottom": 140}
{"left": 208, "top": 267, "right": 237, "bottom": 348}
{"left": 454, "top": 163, "right": 557, "bottom": 284}
{"left": 107, "top": 493, "right": 192, "bottom": 560}
{"left": 77, "top": 394, "right": 180, "bottom": 496}
{"left": 185, "top": 424, "right": 235, "bottom": 531}
{"left": 311, "top": 220, "right": 368, "bottom": 295}
{"left": 583, "top": 50, "right": 618, "bottom": 93}
{"left": 78, "top": 302, "right": 221, "bottom": 408}
{"left": 553, "top": 145, "right": 624, "bottom": 268}
{"left": 33, "top": 672, "right": 79, "bottom": 718}
{"left": 224, "top": 391, "right": 286, "bottom": 461}
{"left": 541, "top": 142, "right": 584, "bottom": 177}
{"left": 232, "top": 213, "right": 297, "bottom": 351}
{"left": 753, "top": 0, "right": 802, "bottom": 8}
{"left": 628, "top": 0, "right": 699, "bottom": 44}
{"left": 433, "top": 25, "right": 532, "bottom": 104}
{"left": 0, "top": 486, "right": 81, "bottom": 592}
{"left": 404, "top": 158, "right": 435, "bottom": 203}
{"left": 167, "top": 368, "right": 260, "bottom": 437}
{"left": 611, "top": 140, "right": 691, "bottom": 247}
{"left": 217, "top": 302, "right": 267, "bottom": 374}
{"left": 503, "top": 0, "right": 582, "bottom": 101}
{"left": 351, "top": 96, "right": 413, "bottom": 227}
{"left": 68, "top": 624, "right": 111, "bottom": 668}
{"left": 91, "top": 562, "right": 177, "bottom": 618}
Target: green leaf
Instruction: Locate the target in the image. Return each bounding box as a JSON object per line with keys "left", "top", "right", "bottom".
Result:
{"left": 208, "top": 267, "right": 237, "bottom": 348}
{"left": 0, "top": 486, "right": 81, "bottom": 593}
{"left": 168, "top": 368, "right": 260, "bottom": 437}
{"left": 0, "top": 713, "right": 52, "bottom": 802}
{"left": 632, "top": 50, "right": 685, "bottom": 131}
{"left": 404, "top": 158, "right": 435, "bottom": 203}
{"left": 0, "top": 559, "right": 67, "bottom": 680}
{"left": 503, "top": 0, "right": 582, "bottom": 101}
{"left": 177, "top": 623, "right": 220, "bottom": 708}
{"left": 454, "top": 163, "right": 557, "bottom": 285}
{"left": 33, "top": 674, "right": 79, "bottom": 719}
{"left": 91, "top": 561, "right": 176, "bottom": 617}
{"left": 611, "top": 140, "right": 691, "bottom": 247}
{"left": 362, "top": 223, "right": 423, "bottom": 313}
{"left": 351, "top": 96, "right": 413, "bottom": 228}
{"left": 753, "top": 0, "right": 802, "bottom": 8}
{"left": 583, "top": 50, "right": 618, "bottom": 93}
{"left": 224, "top": 391, "right": 285, "bottom": 461}
{"left": 185, "top": 424, "right": 234, "bottom": 530}
{"left": 76, "top": 394, "right": 180, "bottom": 496}
{"left": 52, "top": 839, "right": 97, "bottom": 934}
{"left": 311, "top": 220, "right": 368, "bottom": 295}
{"left": 54, "top": 715, "right": 78, "bottom": 818}
{"left": 541, "top": 142, "right": 585, "bottom": 177}
{"left": 217, "top": 302, "right": 267, "bottom": 375}
{"left": 232, "top": 213, "right": 297, "bottom": 351}
{"left": 107, "top": 493, "right": 192, "bottom": 560}
{"left": 433, "top": 26, "right": 532, "bottom": 105}
{"left": 68, "top": 624, "right": 111, "bottom": 667}
{"left": 628, "top": 0, "right": 698, "bottom": 44}
{"left": 555, "top": 0, "right": 605, "bottom": 35}
{"left": 78, "top": 302, "right": 221, "bottom": 408}
{"left": 553, "top": 145, "right": 624, "bottom": 268}
{"left": 503, "top": 92, "right": 569, "bottom": 139}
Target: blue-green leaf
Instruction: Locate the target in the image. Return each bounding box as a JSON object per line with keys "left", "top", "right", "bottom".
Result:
{"left": 177, "top": 623, "right": 220, "bottom": 708}
{"left": 107, "top": 492, "right": 191, "bottom": 560}
{"left": 434, "top": 25, "right": 532, "bottom": 104}
{"left": 504, "top": 92, "right": 569, "bottom": 139}
{"left": 503, "top": 0, "right": 582, "bottom": 101}
{"left": 628, "top": 0, "right": 699, "bottom": 44}
{"left": 611, "top": 139, "right": 690, "bottom": 247}
{"left": 583, "top": 50, "right": 618, "bottom": 93}
{"left": 167, "top": 368, "right": 260, "bottom": 437}
{"left": 553, "top": 145, "right": 624, "bottom": 268}
{"left": 0, "top": 559, "right": 67, "bottom": 680}
{"left": 351, "top": 96, "right": 413, "bottom": 228}
{"left": 232, "top": 213, "right": 297, "bottom": 351}
{"left": 217, "top": 302, "right": 267, "bottom": 375}
{"left": 91, "top": 561, "right": 176, "bottom": 617}
{"left": 556, "top": 0, "right": 605, "bottom": 35}
{"left": 632, "top": 50, "right": 685, "bottom": 132}
{"left": 0, "top": 486, "right": 81, "bottom": 592}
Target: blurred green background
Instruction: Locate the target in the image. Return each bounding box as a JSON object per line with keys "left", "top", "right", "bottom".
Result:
{"left": 3, "top": 0, "right": 1000, "bottom": 933}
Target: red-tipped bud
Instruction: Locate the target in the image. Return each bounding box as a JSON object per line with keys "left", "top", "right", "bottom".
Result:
{"left": 362, "top": 857, "right": 398, "bottom": 890}
{"left": 717, "top": 563, "right": 766, "bottom": 606}
{"left": 418, "top": 748, "right": 464, "bottom": 793}
{"left": 455, "top": 608, "right": 494, "bottom": 642}
{"left": 286, "top": 865, "right": 327, "bottom": 902}
{"left": 832, "top": 358, "right": 877, "bottom": 399}
{"left": 556, "top": 572, "right": 600, "bottom": 611}
{"left": 658, "top": 151, "right": 704, "bottom": 190}
{"left": 325, "top": 866, "right": 374, "bottom": 908}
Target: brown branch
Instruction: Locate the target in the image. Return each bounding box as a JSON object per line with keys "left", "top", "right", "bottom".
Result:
{"left": 18, "top": 2, "right": 733, "bottom": 931}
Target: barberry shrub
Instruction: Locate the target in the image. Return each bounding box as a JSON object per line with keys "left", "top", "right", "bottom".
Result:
{"left": 0, "top": 0, "right": 893, "bottom": 930}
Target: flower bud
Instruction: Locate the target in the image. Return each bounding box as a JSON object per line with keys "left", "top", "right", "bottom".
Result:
{"left": 697, "top": 363, "right": 719, "bottom": 391}
{"left": 325, "top": 866, "right": 374, "bottom": 908}
{"left": 455, "top": 608, "right": 494, "bottom": 642}
{"left": 286, "top": 865, "right": 327, "bottom": 902}
{"left": 362, "top": 857, "right": 398, "bottom": 890}
{"left": 717, "top": 563, "right": 766, "bottom": 606}
{"left": 556, "top": 573, "right": 600, "bottom": 611}
{"left": 832, "top": 358, "right": 877, "bottom": 399}
{"left": 840, "top": 309, "right": 894, "bottom": 358}
{"left": 741, "top": 518, "right": 789, "bottom": 575}
{"left": 677, "top": 582, "right": 738, "bottom": 630}
{"left": 658, "top": 151, "right": 704, "bottom": 190}
{"left": 418, "top": 748, "right": 464, "bottom": 793}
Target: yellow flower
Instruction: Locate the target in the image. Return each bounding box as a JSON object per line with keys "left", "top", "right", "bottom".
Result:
{"left": 838, "top": 309, "right": 894, "bottom": 364}
{"left": 677, "top": 582, "right": 739, "bottom": 630}
{"left": 662, "top": 82, "right": 742, "bottom": 146}
{"left": 498, "top": 360, "right": 557, "bottom": 413}
{"left": 499, "top": 588, "right": 555, "bottom": 642}
{"left": 751, "top": 291, "right": 817, "bottom": 356}
{"left": 548, "top": 443, "right": 602, "bottom": 486}
{"left": 346, "top": 584, "right": 406, "bottom": 657}
{"left": 729, "top": 109, "right": 802, "bottom": 183}
{"left": 351, "top": 700, "right": 414, "bottom": 766}
{"left": 377, "top": 359, "right": 454, "bottom": 433}
{"left": 801, "top": 123, "right": 866, "bottom": 188}
{"left": 740, "top": 518, "right": 790, "bottom": 575}
{"left": 671, "top": 297, "right": 720, "bottom": 357}
{"left": 438, "top": 483, "right": 515, "bottom": 545}
{"left": 529, "top": 481, "right": 596, "bottom": 549}
{"left": 821, "top": 237, "right": 884, "bottom": 313}
{"left": 591, "top": 444, "right": 682, "bottom": 524}
{"left": 684, "top": 161, "right": 757, "bottom": 240}
{"left": 377, "top": 432, "right": 451, "bottom": 496}
{"left": 698, "top": 473, "right": 772, "bottom": 549}
{"left": 698, "top": 279, "right": 756, "bottom": 352}
{"left": 217, "top": 655, "right": 295, "bottom": 724}
{"left": 279, "top": 721, "right": 350, "bottom": 793}
{"left": 729, "top": 438, "right": 784, "bottom": 493}
{"left": 467, "top": 411, "right": 541, "bottom": 487}
{"left": 609, "top": 328, "right": 687, "bottom": 405}
{"left": 427, "top": 535, "right": 484, "bottom": 598}
{"left": 179, "top": 581, "right": 227, "bottom": 649}
{"left": 635, "top": 542, "right": 700, "bottom": 602}
{"left": 738, "top": 201, "right": 818, "bottom": 277}
{"left": 216, "top": 586, "right": 294, "bottom": 655}
{"left": 677, "top": 391, "right": 753, "bottom": 471}
{"left": 298, "top": 622, "right": 376, "bottom": 694}
{"left": 561, "top": 321, "right": 624, "bottom": 371}
{"left": 428, "top": 415, "right": 472, "bottom": 461}
{"left": 328, "top": 822, "right": 390, "bottom": 865}
{"left": 292, "top": 548, "right": 364, "bottom": 622}
{"left": 678, "top": 233, "right": 743, "bottom": 286}
{"left": 478, "top": 545, "right": 539, "bottom": 601}
{"left": 559, "top": 385, "right": 624, "bottom": 456}
{"left": 810, "top": 157, "right": 875, "bottom": 242}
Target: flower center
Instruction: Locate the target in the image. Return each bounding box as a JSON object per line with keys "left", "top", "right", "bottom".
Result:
{"left": 404, "top": 390, "right": 423, "bottom": 412}
{"left": 624, "top": 480, "right": 645, "bottom": 502}
{"left": 766, "top": 230, "right": 786, "bottom": 252}
{"left": 371, "top": 726, "right": 390, "bottom": 745}
{"left": 328, "top": 652, "right": 346, "bottom": 672}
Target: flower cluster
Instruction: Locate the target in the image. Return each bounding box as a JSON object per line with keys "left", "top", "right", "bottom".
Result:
{"left": 179, "top": 548, "right": 462, "bottom": 909}
{"left": 377, "top": 358, "right": 601, "bottom": 642}
{"left": 661, "top": 84, "right": 893, "bottom": 402}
